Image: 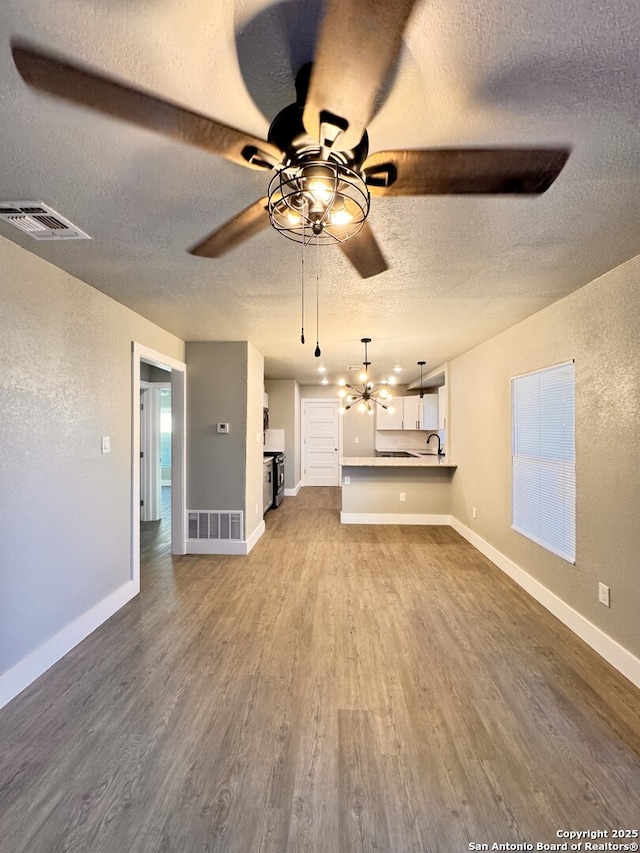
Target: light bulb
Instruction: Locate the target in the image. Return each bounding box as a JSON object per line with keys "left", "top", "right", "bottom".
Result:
{"left": 330, "top": 201, "right": 353, "bottom": 225}
{"left": 338, "top": 378, "right": 346, "bottom": 386}
{"left": 358, "top": 402, "right": 367, "bottom": 413}
{"left": 387, "top": 376, "right": 397, "bottom": 385}
{"left": 303, "top": 164, "right": 334, "bottom": 204}
{"left": 338, "top": 389, "right": 347, "bottom": 398}
{"left": 367, "top": 407, "right": 374, "bottom": 416}
{"left": 388, "top": 406, "right": 396, "bottom": 415}
{"left": 359, "top": 372, "right": 368, "bottom": 383}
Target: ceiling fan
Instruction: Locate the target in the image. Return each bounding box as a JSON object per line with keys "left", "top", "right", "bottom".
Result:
{"left": 11, "top": 0, "right": 570, "bottom": 279}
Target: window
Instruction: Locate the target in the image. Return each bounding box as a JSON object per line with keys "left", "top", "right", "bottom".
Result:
{"left": 511, "top": 361, "right": 576, "bottom": 563}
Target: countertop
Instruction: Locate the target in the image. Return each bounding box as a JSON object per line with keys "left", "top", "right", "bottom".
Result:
{"left": 341, "top": 455, "right": 457, "bottom": 468}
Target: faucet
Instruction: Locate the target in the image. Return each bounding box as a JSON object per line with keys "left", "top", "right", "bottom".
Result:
{"left": 426, "top": 433, "right": 444, "bottom": 455}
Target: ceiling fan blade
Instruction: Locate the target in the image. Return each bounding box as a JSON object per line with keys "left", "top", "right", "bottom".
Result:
{"left": 189, "top": 198, "right": 270, "bottom": 258}
{"left": 303, "top": 0, "right": 419, "bottom": 152}
{"left": 11, "top": 41, "right": 281, "bottom": 171}
{"left": 362, "top": 147, "right": 570, "bottom": 195}
{"left": 339, "top": 221, "right": 388, "bottom": 278}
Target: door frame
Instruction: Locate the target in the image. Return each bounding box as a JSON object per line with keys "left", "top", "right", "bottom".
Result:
{"left": 132, "top": 343, "right": 187, "bottom": 591}
{"left": 301, "top": 397, "right": 343, "bottom": 487}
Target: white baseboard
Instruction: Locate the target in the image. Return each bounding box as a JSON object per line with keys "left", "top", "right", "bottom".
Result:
{"left": 450, "top": 516, "right": 640, "bottom": 690}
{"left": 284, "top": 481, "right": 302, "bottom": 497}
{"left": 341, "top": 512, "right": 451, "bottom": 525}
{"left": 186, "top": 520, "right": 265, "bottom": 556}
{"left": 0, "top": 579, "right": 138, "bottom": 710}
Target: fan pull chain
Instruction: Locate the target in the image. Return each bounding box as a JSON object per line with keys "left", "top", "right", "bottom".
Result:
{"left": 300, "top": 228, "right": 305, "bottom": 344}
{"left": 314, "top": 235, "right": 321, "bottom": 358}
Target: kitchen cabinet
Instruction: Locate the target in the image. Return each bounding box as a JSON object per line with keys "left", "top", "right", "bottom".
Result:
{"left": 376, "top": 395, "right": 439, "bottom": 431}
{"left": 376, "top": 400, "right": 404, "bottom": 430}
{"left": 438, "top": 385, "right": 446, "bottom": 430}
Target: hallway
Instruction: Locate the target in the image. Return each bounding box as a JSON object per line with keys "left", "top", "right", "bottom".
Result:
{"left": 1, "top": 488, "right": 639, "bottom": 852}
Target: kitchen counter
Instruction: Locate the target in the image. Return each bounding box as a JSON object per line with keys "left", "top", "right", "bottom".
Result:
{"left": 342, "top": 455, "right": 456, "bottom": 468}
{"left": 340, "top": 455, "right": 456, "bottom": 524}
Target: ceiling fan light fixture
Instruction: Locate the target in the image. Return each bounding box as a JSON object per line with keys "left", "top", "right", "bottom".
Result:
{"left": 268, "top": 159, "right": 369, "bottom": 245}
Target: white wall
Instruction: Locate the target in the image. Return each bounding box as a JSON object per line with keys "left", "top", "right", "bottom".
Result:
{"left": 448, "top": 253, "right": 640, "bottom": 662}
{"left": 0, "top": 236, "right": 184, "bottom": 705}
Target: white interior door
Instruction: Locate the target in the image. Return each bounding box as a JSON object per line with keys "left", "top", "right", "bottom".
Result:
{"left": 303, "top": 399, "right": 341, "bottom": 486}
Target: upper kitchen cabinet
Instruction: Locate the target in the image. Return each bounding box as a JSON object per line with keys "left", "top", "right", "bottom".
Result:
{"left": 377, "top": 395, "right": 439, "bottom": 430}
{"left": 438, "top": 385, "right": 447, "bottom": 430}
{"left": 376, "top": 401, "right": 404, "bottom": 430}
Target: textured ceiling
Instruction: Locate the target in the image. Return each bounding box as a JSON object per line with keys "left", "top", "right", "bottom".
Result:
{"left": 1, "top": 0, "right": 640, "bottom": 386}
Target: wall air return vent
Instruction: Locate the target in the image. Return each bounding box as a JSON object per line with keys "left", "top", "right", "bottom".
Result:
{"left": 0, "top": 201, "right": 91, "bottom": 241}
{"left": 187, "top": 511, "right": 243, "bottom": 541}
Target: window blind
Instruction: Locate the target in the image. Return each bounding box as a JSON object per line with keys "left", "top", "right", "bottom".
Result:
{"left": 511, "top": 361, "right": 576, "bottom": 563}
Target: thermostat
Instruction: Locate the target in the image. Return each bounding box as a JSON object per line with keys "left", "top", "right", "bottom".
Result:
{"left": 216, "top": 422, "right": 230, "bottom": 434}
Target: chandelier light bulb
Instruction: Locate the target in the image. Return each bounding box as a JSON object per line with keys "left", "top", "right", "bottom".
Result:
{"left": 359, "top": 371, "right": 368, "bottom": 383}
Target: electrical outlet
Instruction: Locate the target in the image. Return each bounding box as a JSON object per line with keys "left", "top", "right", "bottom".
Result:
{"left": 399, "top": 492, "right": 406, "bottom": 502}
{"left": 598, "top": 582, "right": 610, "bottom": 607}
{"left": 343, "top": 476, "right": 350, "bottom": 485}
{"left": 354, "top": 437, "right": 359, "bottom": 444}
{"left": 472, "top": 506, "right": 477, "bottom": 519}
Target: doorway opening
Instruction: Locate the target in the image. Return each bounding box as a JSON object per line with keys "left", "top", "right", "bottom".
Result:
{"left": 131, "top": 343, "right": 186, "bottom": 593}
{"left": 140, "top": 376, "right": 172, "bottom": 567}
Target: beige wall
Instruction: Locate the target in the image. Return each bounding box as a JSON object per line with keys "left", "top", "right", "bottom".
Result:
{"left": 265, "top": 379, "right": 301, "bottom": 488}
{"left": 342, "top": 466, "right": 454, "bottom": 515}
{"left": 448, "top": 253, "right": 640, "bottom": 659}
{"left": 0, "top": 236, "right": 184, "bottom": 682}
{"left": 186, "top": 341, "right": 264, "bottom": 541}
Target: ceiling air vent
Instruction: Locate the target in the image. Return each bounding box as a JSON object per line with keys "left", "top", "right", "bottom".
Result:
{"left": 0, "top": 201, "right": 91, "bottom": 241}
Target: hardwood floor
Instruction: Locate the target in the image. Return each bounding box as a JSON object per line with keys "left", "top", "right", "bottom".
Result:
{"left": 1, "top": 487, "right": 639, "bottom": 852}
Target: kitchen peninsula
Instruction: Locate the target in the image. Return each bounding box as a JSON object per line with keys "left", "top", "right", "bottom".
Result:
{"left": 340, "top": 455, "right": 457, "bottom": 525}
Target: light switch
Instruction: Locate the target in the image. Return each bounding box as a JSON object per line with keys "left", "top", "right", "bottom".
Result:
{"left": 101, "top": 435, "right": 111, "bottom": 454}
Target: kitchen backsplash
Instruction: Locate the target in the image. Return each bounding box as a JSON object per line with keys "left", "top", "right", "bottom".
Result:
{"left": 375, "top": 429, "right": 445, "bottom": 452}
{"left": 264, "top": 428, "right": 285, "bottom": 452}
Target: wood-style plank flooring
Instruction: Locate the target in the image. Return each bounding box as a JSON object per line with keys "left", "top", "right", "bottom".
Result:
{"left": 1, "top": 487, "right": 639, "bottom": 852}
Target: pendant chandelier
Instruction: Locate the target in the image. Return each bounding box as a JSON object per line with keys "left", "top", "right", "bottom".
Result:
{"left": 338, "top": 338, "right": 396, "bottom": 414}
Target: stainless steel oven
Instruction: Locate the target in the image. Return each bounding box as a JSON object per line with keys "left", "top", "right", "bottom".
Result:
{"left": 263, "top": 451, "right": 285, "bottom": 508}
